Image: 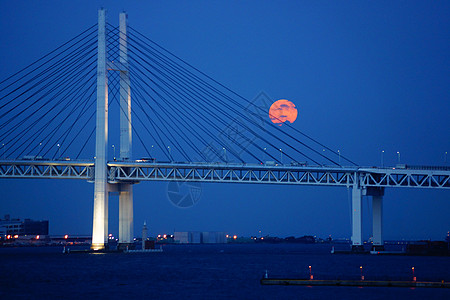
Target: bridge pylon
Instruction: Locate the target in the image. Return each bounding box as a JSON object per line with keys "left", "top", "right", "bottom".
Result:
{"left": 91, "top": 9, "right": 134, "bottom": 251}
{"left": 91, "top": 8, "right": 109, "bottom": 251}
{"left": 117, "top": 11, "right": 134, "bottom": 250}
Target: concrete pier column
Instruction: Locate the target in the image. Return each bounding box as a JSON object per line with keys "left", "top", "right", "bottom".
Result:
{"left": 91, "top": 8, "right": 109, "bottom": 251}
{"left": 368, "top": 187, "right": 385, "bottom": 251}
{"left": 372, "top": 195, "right": 383, "bottom": 250}
{"left": 118, "top": 184, "right": 133, "bottom": 249}
{"left": 351, "top": 184, "right": 364, "bottom": 252}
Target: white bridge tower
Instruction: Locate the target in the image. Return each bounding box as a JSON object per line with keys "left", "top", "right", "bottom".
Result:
{"left": 91, "top": 9, "right": 134, "bottom": 251}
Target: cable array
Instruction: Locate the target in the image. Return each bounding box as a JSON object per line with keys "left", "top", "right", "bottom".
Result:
{"left": 108, "top": 24, "right": 356, "bottom": 166}
{"left": 0, "top": 22, "right": 356, "bottom": 167}
{"left": 0, "top": 25, "right": 98, "bottom": 160}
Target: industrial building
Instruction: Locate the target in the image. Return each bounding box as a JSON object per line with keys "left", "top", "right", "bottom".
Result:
{"left": 174, "top": 231, "right": 227, "bottom": 244}
{"left": 0, "top": 215, "right": 49, "bottom": 237}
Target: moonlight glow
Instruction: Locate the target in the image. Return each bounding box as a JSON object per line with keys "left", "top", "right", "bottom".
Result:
{"left": 269, "top": 99, "right": 298, "bottom": 126}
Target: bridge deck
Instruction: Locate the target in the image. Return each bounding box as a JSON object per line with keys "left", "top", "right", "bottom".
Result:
{"left": 1, "top": 160, "right": 449, "bottom": 189}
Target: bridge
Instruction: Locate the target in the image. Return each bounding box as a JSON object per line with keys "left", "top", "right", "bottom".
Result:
{"left": 1, "top": 160, "right": 449, "bottom": 189}
{"left": 1, "top": 9, "right": 449, "bottom": 251}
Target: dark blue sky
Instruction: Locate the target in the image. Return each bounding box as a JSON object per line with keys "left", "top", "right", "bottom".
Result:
{"left": 1, "top": 1, "right": 449, "bottom": 240}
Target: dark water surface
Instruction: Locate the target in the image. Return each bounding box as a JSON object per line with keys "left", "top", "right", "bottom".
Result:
{"left": 1, "top": 244, "right": 449, "bottom": 299}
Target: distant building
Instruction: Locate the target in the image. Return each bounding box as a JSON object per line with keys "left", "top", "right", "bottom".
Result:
{"left": 202, "top": 232, "right": 227, "bottom": 244}
{"left": 174, "top": 232, "right": 189, "bottom": 243}
{"left": 0, "top": 215, "right": 49, "bottom": 236}
{"left": 174, "top": 231, "right": 227, "bottom": 244}
{"left": 190, "top": 232, "right": 202, "bottom": 244}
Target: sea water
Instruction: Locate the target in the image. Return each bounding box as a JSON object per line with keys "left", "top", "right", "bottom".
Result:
{"left": 0, "top": 244, "right": 449, "bottom": 299}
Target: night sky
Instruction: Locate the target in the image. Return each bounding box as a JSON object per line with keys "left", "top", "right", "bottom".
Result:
{"left": 0, "top": 1, "right": 449, "bottom": 241}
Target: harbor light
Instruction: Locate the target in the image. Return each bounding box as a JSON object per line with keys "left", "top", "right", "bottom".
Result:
{"left": 36, "top": 235, "right": 40, "bottom": 240}
{"left": 412, "top": 267, "right": 416, "bottom": 282}
{"left": 64, "top": 234, "right": 68, "bottom": 239}
{"left": 309, "top": 266, "right": 313, "bottom": 280}
{"left": 360, "top": 266, "right": 364, "bottom": 281}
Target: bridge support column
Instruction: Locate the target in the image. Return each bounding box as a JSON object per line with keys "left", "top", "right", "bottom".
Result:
{"left": 351, "top": 184, "right": 364, "bottom": 252}
{"left": 368, "top": 187, "right": 385, "bottom": 251}
{"left": 91, "top": 8, "right": 109, "bottom": 251}
{"left": 118, "top": 184, "right": 133, "bottom": 250}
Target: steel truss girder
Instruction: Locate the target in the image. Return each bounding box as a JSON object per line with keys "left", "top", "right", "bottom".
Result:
{"left": 1, "top": 161, "right": 449, "bottom": 189}
{"left": 359, "top": 168, "right": 450, "bottom": 189}
{"left": 109, "top": 162, "right": 357, "bottom": 186}
{"left": 109, "top": 163, "right": 450, "bottom": 189}
{"left": 0, "top": 161, "right": 94, "bottom": 180}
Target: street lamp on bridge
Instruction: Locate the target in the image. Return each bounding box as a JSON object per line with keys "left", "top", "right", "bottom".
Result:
{"left": 397, "top": 151, "right": 401, "bottom": 164}
{"left": 57, "top": 143, "right": 61, "bottom": 159}
{"left": 112, "top": 144, "right": 116, "bottom": 161}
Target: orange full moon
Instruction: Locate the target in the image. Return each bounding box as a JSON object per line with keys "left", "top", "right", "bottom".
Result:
{"left": 269, "top": 99, "right": 298, "bottom": 126}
